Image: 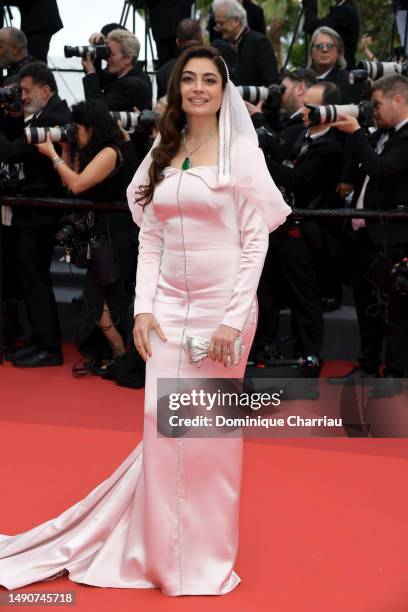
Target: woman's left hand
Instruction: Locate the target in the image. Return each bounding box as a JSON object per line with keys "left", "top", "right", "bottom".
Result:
{"left": 208, "top": 324, "right": 240, "bottom": 367}
{"left": 34, "top": 132, "right": 57, "bottom": 158}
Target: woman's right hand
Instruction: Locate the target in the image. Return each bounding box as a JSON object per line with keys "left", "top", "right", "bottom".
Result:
{"left": 133, "top": 313, "right": 167, "bottom": 361}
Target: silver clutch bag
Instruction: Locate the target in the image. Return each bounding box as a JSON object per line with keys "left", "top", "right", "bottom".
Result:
{"left": 184, "top": 334, "right": 244, "bottom": 367}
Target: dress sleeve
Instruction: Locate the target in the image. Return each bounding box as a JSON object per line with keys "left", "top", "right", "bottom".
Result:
{"left": 220, "top": 187, "right": 269, "bottom": 332}
{"left": 133, "top": 202, "right": 164, "bottom": 317}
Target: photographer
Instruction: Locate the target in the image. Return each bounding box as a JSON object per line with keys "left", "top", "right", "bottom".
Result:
{"left": 244, "top": 69, "right": 317, "bottom": 364}
{"left": 0, "top": 26, "right": 31, "bottom": 86}
{"left": 245, "top": 68, "right": 318, "bottom": 162}
{"left": 302, "top": 0, "right": 360, "bottom": 69}
{"left": 212, "top": 0, "right": 278, "bottom": 86}
{"left": 265, "top": 81, "right": 345, "bottom": 371}
{"left": 0, "top": 61, "right": 70, "bottom": 367}
{"left": 82, "top": 28, "right": 152, "bottom": 163}
{"left": 331, "top": 74, "right": 408, "bottom": 380}
{"left": 82, "top": 29, "right": 152, "bottom": 113}
{"left": 35, "top": 100, "right": 138, "bottom": 376}
{"left": 0, "top": 73, "right": 24, "bottom": 353}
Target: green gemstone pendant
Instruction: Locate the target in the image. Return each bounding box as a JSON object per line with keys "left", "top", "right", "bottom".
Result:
{"left": 182, "top": 156, "right": 191, "bottom": 170}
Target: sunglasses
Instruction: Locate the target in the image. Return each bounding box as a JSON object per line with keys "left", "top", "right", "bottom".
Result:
{"left": 312, "top": 42, "right": 336, "bottom": 50}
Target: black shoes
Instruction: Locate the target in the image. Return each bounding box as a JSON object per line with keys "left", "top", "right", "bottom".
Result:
{"left": 12, "top": 348, "right": 63, "bottom": 368}
{"left": 7, "top": 344, "right": 39, "bottom": 362}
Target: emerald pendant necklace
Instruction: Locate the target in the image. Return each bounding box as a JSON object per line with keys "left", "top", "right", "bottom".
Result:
{"left": 181, "top": 130, "right": 217, "bottom": 171}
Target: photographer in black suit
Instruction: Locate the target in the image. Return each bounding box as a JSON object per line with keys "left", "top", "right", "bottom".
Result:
{"left": 332, "top": 75, "right": 408, "bottom": 379}
{"left": 0, "top": 61, "right": 71, "bottom": 367}
{"left": 82, "top": 29, "right": 151, "bottom": 113}
{"left": 302, "top": 0, "right": 359, "bottom": 69}
{"left": 264, "top": 82, "right": 344, "bottom": 370}
{"left": 82, "top": 28, "right": 152, "bottom": 162}
{"left": 245, "top": 68, "right": 318, "bottom": 162}
{"left": 212, "top": 0, "right": 278, "bottom": 86}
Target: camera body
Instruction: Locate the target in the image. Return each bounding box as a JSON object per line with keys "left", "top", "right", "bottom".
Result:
{"left": 56, "top": 212, "right": 91, "bottom": 247}
{"left": 24, "top": 124, "right": 76, "bottom": 145}
{"left": 0, "top": 86, "right": 21, "bottom": 112}
{"left": 64, "top": 44, "right": 110, "bottom": 60}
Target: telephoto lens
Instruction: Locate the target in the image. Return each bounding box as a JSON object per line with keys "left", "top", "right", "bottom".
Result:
{"left": 64, "top": 45, "right": 110, "bottom": 60}
{"left": 306, "top": 101, "right": 374, "bottom": 126}
{"left": 358, "top": 60, "right": 408, "bottom": 80}
{"left": 25, "top": 124, "right": 76, "bottom": 145}
{"left": 238, "top": 84, "right": 285, "bottom": 106}
{"left": 238, "top": 85, "right": 270, "bottom": 104}
{"left": 110, "top": 111, "right": 140, "bottom": 132}
{"left": 110, "top": 109, "right": 158, "bottom": 133}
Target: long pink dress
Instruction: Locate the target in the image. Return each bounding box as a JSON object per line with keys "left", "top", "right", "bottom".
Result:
{"left": 0, "top": 139, "right": 290, "bottom": 595}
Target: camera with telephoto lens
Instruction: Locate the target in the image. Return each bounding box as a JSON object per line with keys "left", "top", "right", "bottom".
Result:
{"left": 306, "top": 101, "right": 375, "bottom": 127}
{"left": 24, "top": 124, "right": 76, "bottom": 145}
{"left": 0, "top": 86, "right": 21, "bottom": 112}
{"left": 238, "top": 84, "right": 286, "bottom": 107}
{"left": 64, "top": 44, "right": 110, "bottom": 60}
{"left": 110, "top": 109, "right": 158, "bottom": 133}
{"left": 357, "top": 60, "right": 408, "bottom": 80}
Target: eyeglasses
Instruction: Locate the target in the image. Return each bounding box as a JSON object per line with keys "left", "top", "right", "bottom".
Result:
{"left": 312, "top": 42, "right": 336, "bottom": 50}
{"left": 214, "top": 17, "right": 234, "bottom": 32}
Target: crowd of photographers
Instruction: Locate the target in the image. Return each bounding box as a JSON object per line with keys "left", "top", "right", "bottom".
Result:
{"left": 1, "top": 0, "right": 408, "bottom": 384}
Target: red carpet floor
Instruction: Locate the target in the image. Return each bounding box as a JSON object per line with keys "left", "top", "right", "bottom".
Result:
{"left": 0, "top": 346, "right": 408, "bottom": 612}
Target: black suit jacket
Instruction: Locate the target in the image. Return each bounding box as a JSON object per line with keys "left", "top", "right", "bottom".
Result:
{"left": 0, "top": 54, "right": 32, "bottom": 87}
{"left": 317, "top": 65, "right": 360, "bottom": 104}
{"left": 146, "top": 0, "right": 194, "bottom": 39}
{"left": 233, "top": 29, "right": 278, "bottom": 86}
{"left": 6, "top": 0, "right": 62, "bottom": 34}
{"left": 351, "top": 125, "right": 408, "bottom": 247}
{"left": 0, "top": 93, "right": 71, "bottom": 228}
{"left": 83, "top": 66, "right": 152, "bottom": 112}
{"left": 303, "top": 0, "right": 360, "bottom": 69}
{"left": 266, "top": 128, "right": 344, "bottom": 210}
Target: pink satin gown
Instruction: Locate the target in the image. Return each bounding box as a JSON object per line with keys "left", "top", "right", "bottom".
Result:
{"left": 0, "top": 162, "right": 288, "bottom": 595}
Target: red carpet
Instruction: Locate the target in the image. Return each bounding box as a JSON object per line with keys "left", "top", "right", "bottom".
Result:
{"left": 1, "top": 346, "right": 408, "bottom": 612}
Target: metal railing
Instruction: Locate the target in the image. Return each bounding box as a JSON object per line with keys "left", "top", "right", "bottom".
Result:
{"left": 1, "top": 195, "right": 408, "bottom": 365}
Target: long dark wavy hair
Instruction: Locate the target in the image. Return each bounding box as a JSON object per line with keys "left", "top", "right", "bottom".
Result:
{"left": 70, "top": 100, "right": 124, "bottom": 170}
{"left": 135, "top": 45, "right": 228, "bottom": 209}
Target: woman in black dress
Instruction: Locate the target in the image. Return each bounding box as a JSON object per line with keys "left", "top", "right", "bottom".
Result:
{"left": 36, "top": 100, "right": 138, "bottom": 373}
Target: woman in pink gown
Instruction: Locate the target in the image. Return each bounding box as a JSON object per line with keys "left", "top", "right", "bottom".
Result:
{"left": 0, "top": 46, "right": 290, "bottom": 595}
